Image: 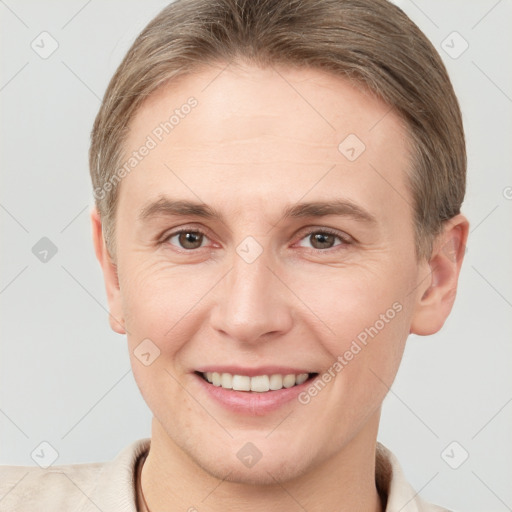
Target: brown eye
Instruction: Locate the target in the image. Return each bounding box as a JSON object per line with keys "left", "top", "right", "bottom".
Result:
{"left": 309, "top": 232, "right": 337, "bottom": 249}
{"left": 167, "top": 230, "right": 206, "bottom": 250}
{"left": 297, "top": 229, "right": 347, "bottom": 251}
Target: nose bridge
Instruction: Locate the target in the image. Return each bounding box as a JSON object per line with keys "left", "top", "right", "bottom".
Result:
{"left": 211, "top": 244, "right": 292, "bottom": 343}
{"left": 231, "top": 250, "right": 271, "bottom": 308}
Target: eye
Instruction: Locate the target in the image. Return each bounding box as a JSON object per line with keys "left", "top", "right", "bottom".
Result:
{"left": 296, "top": 229, "right": 350, "bottom": 251}
{"left": 161, "top": 227, "right": 351, "bottom": 253}
{"left": 165, "top": 229, "right": 209, "bottom": 250}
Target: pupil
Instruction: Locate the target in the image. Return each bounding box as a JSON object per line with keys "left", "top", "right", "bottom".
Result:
{"left": 313, "top": 233, "right": 333, "bottom": 249}
{"left": 180, "top": 232, "right": 202, "bottom": 249}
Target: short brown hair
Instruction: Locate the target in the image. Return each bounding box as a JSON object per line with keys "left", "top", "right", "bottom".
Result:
{"left": 89, "top": 0, "right": 466, "bottom": 260}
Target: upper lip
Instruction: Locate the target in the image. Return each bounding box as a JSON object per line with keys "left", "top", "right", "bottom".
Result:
{"left": 194, "top": 366, "right": 315, "bottom": 377}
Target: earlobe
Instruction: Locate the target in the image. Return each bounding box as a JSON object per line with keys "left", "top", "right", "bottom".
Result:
{"left": 410, "top": 214, "right": 469, "bottom": 336}
{"left": 90, "top": 207, "right": 126, "bottom": 335}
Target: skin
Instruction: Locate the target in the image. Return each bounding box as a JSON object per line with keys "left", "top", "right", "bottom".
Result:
{"left": 92, "top": 63, "right": 468, "bottom": 512}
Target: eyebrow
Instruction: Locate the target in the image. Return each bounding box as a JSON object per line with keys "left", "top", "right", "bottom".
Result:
{"left": 138, "top": 196, "right": 377, "bottom": 224}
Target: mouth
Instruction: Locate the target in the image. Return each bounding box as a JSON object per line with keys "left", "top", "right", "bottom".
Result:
{"left": 195, "top": 371, "right": 319, "bottom": 393}
{"left": 192, "top": 367, "right": 321, "bottom": 415}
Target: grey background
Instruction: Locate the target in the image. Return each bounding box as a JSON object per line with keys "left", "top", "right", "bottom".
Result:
{"left": 1, "top": 1, "right": 511, "bottom": 511}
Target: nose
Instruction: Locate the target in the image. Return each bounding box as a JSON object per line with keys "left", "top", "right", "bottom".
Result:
{"left": 209, "top": 249, "right": 293, "bottom": 345}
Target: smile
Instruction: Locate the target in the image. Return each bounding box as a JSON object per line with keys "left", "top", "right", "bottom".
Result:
{"left": 198, "top": 371, "right": 317, "bottom": 392}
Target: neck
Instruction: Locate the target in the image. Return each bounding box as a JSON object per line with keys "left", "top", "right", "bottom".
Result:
{"left": 141, "top": 413, "right": 382, "bottom": 512}
{"left": 141, "top": 413, "right": 383, "bottom": 512}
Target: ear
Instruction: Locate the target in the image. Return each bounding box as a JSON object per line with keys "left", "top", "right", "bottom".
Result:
{"left": 91, "top": 207, "right": 126, "bottom": 335}
{"left": 410, "top": 214, "right": 469, "bottom": 336}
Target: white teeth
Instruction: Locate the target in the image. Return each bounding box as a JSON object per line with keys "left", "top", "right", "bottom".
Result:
{"left": 295, "top": 373, "right": 308, "bottom": 385}
{"left": 282, "top": 374, "right": 296, "bottom": 388}
{"left": 269, "top": 374, "right": 283, "bottom": 390}
{"left": 232, "top": 375, "right": 251, "bottom": 391}
{"left": 221, "top": 373, "right": 233, "bottom": 389}
{"left": 250, "top": 375, "right": 270, "bottom": 392}
{"left": 202, "top": 372, "right": 310, "bottom": 392}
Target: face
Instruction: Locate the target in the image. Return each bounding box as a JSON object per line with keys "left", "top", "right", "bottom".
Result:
{"left": 93, "top": 63, "right": 456, "bottom": 484}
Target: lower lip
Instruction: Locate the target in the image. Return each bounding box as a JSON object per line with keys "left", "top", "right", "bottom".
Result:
{"left": 193, "top": 373, "right": 316, "bottom": 415}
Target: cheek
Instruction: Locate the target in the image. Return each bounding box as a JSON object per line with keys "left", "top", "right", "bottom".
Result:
{"left": 120, "top": 263, "right": 198, "bottom": 407}
{"left": 293, "top": 297, "right": 412, "bottom": 461}
{"left": 290, "top": 263, "right": 411, "bottom": 349}
{"left": 119, "top": 258, "right": 211, "bottom": 341}
{"left": 292, "top": 262, "right": 415, "bottom": 413}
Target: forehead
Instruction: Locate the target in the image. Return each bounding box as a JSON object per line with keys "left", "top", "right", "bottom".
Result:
{"left": 128, "top": 63, "right": 408, "bottom": 150}
{"left": 120, "top": 63, "right": 412, "bottom": 223}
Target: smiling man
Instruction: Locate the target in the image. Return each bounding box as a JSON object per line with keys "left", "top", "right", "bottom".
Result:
{"left": 0, "top": 0, "right": 468, "bottom": 511}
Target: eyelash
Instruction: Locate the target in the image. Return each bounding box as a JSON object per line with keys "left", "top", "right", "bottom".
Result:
{"left": 160, "top": 226, "right": 352, "bottom": 253}
{"left": 297, "top": 228, "right": 352, "bottom": 250}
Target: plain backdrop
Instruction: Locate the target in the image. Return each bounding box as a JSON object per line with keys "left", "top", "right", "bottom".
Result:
{"left": 1, "top": 1, "right": 511, "bottom": 511}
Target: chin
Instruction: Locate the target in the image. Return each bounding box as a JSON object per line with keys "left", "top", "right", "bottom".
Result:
{"left": 186, "top": 440, "right": 316, "bottom": 486}
{"left": 200, "top": 457, "right": 311, "bottom": 486}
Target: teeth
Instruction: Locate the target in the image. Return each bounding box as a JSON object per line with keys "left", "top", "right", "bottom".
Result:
{"left": 282, "top": 374, "right": 296, "bottom": 388}
{"left": 269, "top": 374, "right": 283, "bottom": 390}
{"left": 212, "top": 372, "right": 221, "bottom": 386}
{"left": 295, "top": 373, "right": 309, "bottom": 385}
{"left": 202, "top": 372, "right": 310, "bottom": 392}
{"left": 251, "top": 375, "right": 269, "bottom": 392}
{"left": 221, "top": 373, "right": 233, "bottom": 389}
{"left": 232, "top": 375, "right": 251, "bottom": 391}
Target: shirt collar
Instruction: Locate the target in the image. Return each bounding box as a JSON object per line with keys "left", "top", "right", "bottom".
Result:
{"left": 75, "top": 438, "right": 150, "bottom": 512}
{"left": 376, "top": 443, "right": 439, "bottom": 511}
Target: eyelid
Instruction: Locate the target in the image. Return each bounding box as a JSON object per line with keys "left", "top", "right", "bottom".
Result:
{"left": 160, "top": 224, "right": 354, "bottom": 251}
{"left": 295, "top": 226, "right": 354, "bottom": 245}
{"left": 160, "top": 225, "right": 214, "bottom": 248}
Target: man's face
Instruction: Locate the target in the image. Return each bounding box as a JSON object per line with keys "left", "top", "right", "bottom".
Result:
{"left": 103, "top": 64, "right": 431, "bottom": 483}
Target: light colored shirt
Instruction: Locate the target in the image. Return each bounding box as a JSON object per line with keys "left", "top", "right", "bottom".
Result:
{"left": 0, "top": 439, "right": 450, "bottom": 511}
